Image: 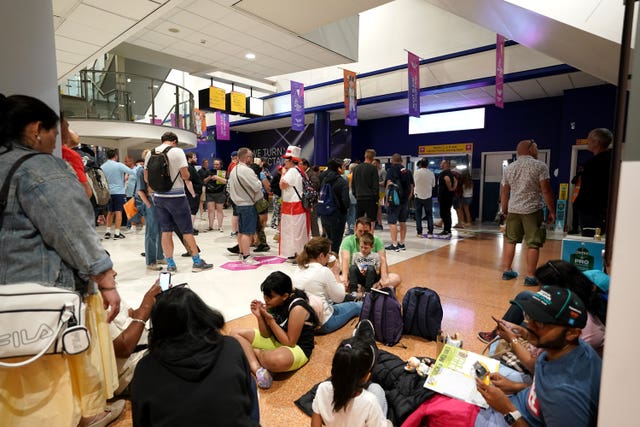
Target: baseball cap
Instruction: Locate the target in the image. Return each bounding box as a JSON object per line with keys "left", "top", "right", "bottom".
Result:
{"left": 230, "top": 150, "right": 238, "bottom": 157}
{"left": 510, "top": 285, "right": 587, "bottom": 328}
{"left": 582, "top": 270, "right": 609, "bottom": 294}
{"left": 282, "top": 145, "right": 301, "bottom": 161}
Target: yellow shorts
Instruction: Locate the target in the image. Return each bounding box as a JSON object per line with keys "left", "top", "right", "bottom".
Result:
{"left": 251, "top": 329, "right": 309, "bottom": 371}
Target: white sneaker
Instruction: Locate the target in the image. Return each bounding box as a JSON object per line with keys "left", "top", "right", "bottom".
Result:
{"left": 242, "top": 256, "right": 260, "bottom": 266}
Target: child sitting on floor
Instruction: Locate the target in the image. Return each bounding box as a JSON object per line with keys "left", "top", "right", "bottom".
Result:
{"left": 348, "top": 232, "right": 381, "bottom": 295}
{"left": 311, "top": 337, "right": 390, "bottom": 426}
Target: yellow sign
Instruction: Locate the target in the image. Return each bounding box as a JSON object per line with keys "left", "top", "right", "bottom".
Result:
{"left": 418, "top": 143, "right": 473, "bottom": 155}
{"left": 229, "top": 92, "right": 247, "bottom": 114}
{"left": 575, "top": 138, "right": 589, "bottom": 145}
{"left": 209, "top": 87, "right": 226, "bottom": 111}
{"left": 559, "top": 183, "right": 569, "bottom": 200}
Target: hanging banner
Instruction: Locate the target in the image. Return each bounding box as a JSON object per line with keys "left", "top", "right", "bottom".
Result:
{"left": 291, "top": 81, "right": 305, "bottom": 131}
{"left": 408, "top": 51, "right": 420, "bottom": 118}
{"left": 495, "top": 34, "right": 505, "bottom": 109}
{"left": 194, "top": 109, "right": 207, "bottom": 137}
{"left": 215, "top": 111, "right": 230, "bottom": 140}
{"left": 343, "top": 69, "right": 358, "bottom": 126}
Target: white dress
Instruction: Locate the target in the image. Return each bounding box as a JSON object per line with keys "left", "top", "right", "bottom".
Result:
{"left": 279, "top": 166, "right": 309, "bottom": 257}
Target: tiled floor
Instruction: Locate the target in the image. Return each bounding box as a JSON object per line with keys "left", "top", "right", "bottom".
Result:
{"left": 107, "top": 213, "right": 561, "bottom": 426}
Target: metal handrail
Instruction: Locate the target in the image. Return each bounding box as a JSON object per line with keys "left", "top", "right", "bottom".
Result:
{"left": 60, "top": 69, "right": 195, "bottom": 132}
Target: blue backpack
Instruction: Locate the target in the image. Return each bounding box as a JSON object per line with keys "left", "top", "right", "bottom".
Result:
{"left": 386, "top": 183, "right": 400, "bottom": 206}
{"left": 359, "top": 288, "right": 403, "bottom": 346}
{"left": 316, "top": 181, "right": 337, "bottom": 216}
{"left": 402, "top": 287, "right": 443, "bottom": 341}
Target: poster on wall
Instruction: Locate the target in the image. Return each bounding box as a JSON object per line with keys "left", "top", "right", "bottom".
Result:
{"left": 343, "top": 69, "right": 358, "bottom": 126}
{"left": 291, "top": 81, "right": 305, "bottom": 131}
{"left": 194, "top": 109, "right": 207, "bottom": 138}
{"left": 215, "top": 111, "right": 230, "bottom": 140}
{"left": 495, "top": 34, "right": 505, "bottom": 109}
{"left": 408, "top": 51, "right": 420, "bottom": 118}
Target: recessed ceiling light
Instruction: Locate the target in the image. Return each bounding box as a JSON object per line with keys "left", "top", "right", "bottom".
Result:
{"left": 168, "top": 27, "right": 180, "bottom": 33}
{"left": 245, "top": 53, "right": 256, "bottom": 60}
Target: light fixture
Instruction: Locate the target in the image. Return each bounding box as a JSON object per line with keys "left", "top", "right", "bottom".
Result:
{"left": 168, "top": 27, "right": 179, "bottom": 33}
{"left": 126, "top": 78, "right": 131, "bottom": 83}
{"left": 245, "top": 52, "right": 256, "bottom": 60}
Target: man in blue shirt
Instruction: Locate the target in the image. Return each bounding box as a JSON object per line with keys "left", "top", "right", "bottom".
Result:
{"left": 474, "top": 286, "right": 601, "bottom": 426}
{"left": 101, "top": 149, "right": 134, "bottom": 239}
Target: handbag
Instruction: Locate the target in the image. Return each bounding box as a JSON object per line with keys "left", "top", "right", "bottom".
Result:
{"left": 123, "top": 196, "right": 138, "bottom": 218}
{"left": 0, "top": 283, "right": 90, "bottom": 368}
{"left": 482, "top": 337, "right": 529, "bottom": 374}
{"left": 254, "top": 197, "right": 270, "bottom": 214}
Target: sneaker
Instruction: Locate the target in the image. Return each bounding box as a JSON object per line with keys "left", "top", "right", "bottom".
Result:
{"left": 374, "top": 223, "right": 383, "bottom": 230}
{"left": 398, "top": 243, "right": 406, "bottom": 251}
{"left": 524, "top": 276, "right": 539, "bottom": 286}
{"left": 227, "top": 245, "right": 240, "bottom": 254}
{"left": 353, "top": 319, "right": 376, "bottom": 345}
{"left": 167, "top": 265, "right": 177, "bottom": 273}
{"left": 242, "top": 256, "right": 261, "bottom": 266}
{"left": 208, "top": 227, "right": 214, "bottom": 231}
{"left": 477, "top": 330, "right": 498, "bottom": 344}
{"left": 104, "top": 232, "right": 111, "bottom": 239}
{"left": 156, "top": 259, "right": 168, "bottom": 265}
{"left": 256, "top": 367, "right": 273, "bottom": 389}
{"left": 193, "top": 229, "right": 199, "bottom": 236}
{"left": 254, "top": 243, "right": 271, "bottom": 252}
{"left": 230, "top": 231, "right": 238, "bottom": 238}
{"left": 426, "top": 233, "right": 434, "bottom": 239}
{"left": 502, "top": 270, "right": 518, "bottom": 281}
{"left": 417, "top": 233, "right": 424, "bottom": 238}
{"left": 385, "top": 244, "right": 399, "bottom": 252}
{"left": 219, "top": 228, "right": 224, "bottom": 233}
{"left": 113, "top": 233, "right": 126, "bottom": 239}
{"left": 146, "top": 264, "right": 163, "bottom": 271}
{"left": 140, "top": 252, "right": 146, "bottom": 257}
{"left": 181, "top": 252, "right": 191, "bottom": 257}
{"left": 192, "top": 259, "right": 213, "bottom": 272}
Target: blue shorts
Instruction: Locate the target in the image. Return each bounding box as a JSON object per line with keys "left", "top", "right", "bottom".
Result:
{"left": 387, "top": 202, "right": 409, "bottom": 224}
{"left": 154, "top": 196, "right": 194, "bottom": 234}
{"left": 107, "top": 194, "right": 126, "bottom": 213}
{"left": 237, "top": 205, "right": 258, "bottom": 235}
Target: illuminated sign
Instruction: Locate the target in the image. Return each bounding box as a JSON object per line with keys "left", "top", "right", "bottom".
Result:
{"left": 418, "top": 143, "right": 473, "bottom": 155}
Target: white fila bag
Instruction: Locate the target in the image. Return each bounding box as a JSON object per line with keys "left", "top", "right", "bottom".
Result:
{"left": 0, "top": 283, "right": 90, "bottom": 368}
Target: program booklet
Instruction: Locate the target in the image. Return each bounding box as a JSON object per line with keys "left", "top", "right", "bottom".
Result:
{"left": 423, "top": 343, "right": 500, "bottom": 408}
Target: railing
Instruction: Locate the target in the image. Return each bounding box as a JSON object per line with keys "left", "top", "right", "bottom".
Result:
{"left": 59, "top": 69, "right": 195, "bottom": 132}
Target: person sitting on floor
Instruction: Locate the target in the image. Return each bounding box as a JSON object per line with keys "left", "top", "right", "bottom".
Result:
{"left": 473, "top": 286, "right": 601, "bottom": 427}
{"left": 230, "top": 271, "right": 318, "bottom": 389}
{"left": 293, "top": 237, "right": 362, "bottom": 334}
{"left": 312, "top": 336, "right": 391, "bottom": 427}
{"left": 349, "top": 231, "right": 381, "bottom": 295}
{"left": 131, "top": 284, "right": 259, "bottom": 426}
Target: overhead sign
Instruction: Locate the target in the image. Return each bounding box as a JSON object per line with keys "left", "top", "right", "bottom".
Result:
{"left": 418, "top": 143, "right": 473, "bottom": 155}
{"left": 209, "top": 87, "right": 226, "bottom": 110}
{"left": 227, "top": 91, "right": 246, "bottom": 114}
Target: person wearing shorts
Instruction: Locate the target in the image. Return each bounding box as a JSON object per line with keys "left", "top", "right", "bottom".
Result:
{"left": 501, "top": 139, "right": 556, "bottom": 285}
{"left": 384, "top": 153, "right": 414, "bottom": 251}
{"left": 204, "top": 158, "right": 227, "bottom": 232}
{"left": 101, "top": 149, "right": 134, "bottom": 239}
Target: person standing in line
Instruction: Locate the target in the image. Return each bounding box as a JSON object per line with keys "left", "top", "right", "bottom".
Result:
{"left": 413, "top": 158, "right": 436, "bottom": 238}
{"left": 384, "top": 153, "right": 414, "bottom": 251}
{"left": 501, "top": 139, "right": 555, "bottom": 285}
{"left": 227, "top": 150, "right": 240, "bottom": 237}
{"left": 352, "top": 149, "right": 379, "bottom": 221}
{"left": 136, "top": 149, "right": 164, "bottom": 271}
{"left": 101, "top": 149, "right": 134, "bottom": 239}
{"left": 460, "top": 168, "right": 474, "bottom": 227}
{"left": 345, "top": 161, "right": 357, "bottom": 235}
{"left": 572, "top": 128, "right": 613, "bottom": 235}
{"left": 144, "top": 132, "right": 212, "bottom": 273}
{"left": 436, "top": 159, "right": 457, "bottom": 238}
{"left": 301, "top": 158, "right": 321, "bottom": 237}
{"left": 227, "top": 147, "right": 263, "bottom": 265}
{"left": 373, "top": 158, "right": 386, "bottom": 230}
{"left": 204, "top": 158, "right": 227, "bottom": 232}
{"left": 318, "top": 158, "right": 350, "bottom": 253}
{"left": 279, "top": 145, "right": 310, "bottom": 259}
{"left": 250, "top": 158, "right": 271, "bottom": 252}
{"left": 185, "top": 152, "right": 203, "bottom": 235}
{"left": 60, "top": 114, "right": 92, "bottom": 200}
{"left": 270, "top": 165, "right": 283, "bottom": 230}
{"left": 197, "top": 158, "right": 209, "bottom": 220}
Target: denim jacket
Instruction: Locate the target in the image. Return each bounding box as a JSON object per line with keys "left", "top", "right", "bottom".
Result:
{"left": 0, "top": 143, "right": 113, "bottom": 292}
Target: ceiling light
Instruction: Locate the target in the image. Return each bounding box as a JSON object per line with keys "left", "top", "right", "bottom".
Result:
{"left": 245, "top": 53, "right": 256, "bottom": 60}
{"left": 168, "top": 27, "right": 180, "bottom": 33}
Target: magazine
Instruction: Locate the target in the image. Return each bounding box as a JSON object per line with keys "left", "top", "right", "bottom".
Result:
{"left": 423, "top": 343, "right": 500, "bottom": 408}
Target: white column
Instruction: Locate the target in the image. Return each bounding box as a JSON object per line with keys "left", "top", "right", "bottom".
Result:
{"left": 0, "top": 0, "right": 60, "bottom": 155}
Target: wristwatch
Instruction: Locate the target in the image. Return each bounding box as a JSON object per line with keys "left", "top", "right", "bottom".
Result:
{"left": 504, "top": 410, "right": 522, "bottom": 425}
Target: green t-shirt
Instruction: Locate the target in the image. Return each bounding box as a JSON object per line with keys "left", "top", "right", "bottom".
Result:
{"left": 339, "top": 234, "right": 384, "bottom": 264}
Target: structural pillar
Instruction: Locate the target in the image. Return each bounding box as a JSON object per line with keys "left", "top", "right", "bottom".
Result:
{"left": 0, "top": 0, "right": 60, "bottom": 156}
{"left": 313, "top": 111, "right": 330, "bottom": 165}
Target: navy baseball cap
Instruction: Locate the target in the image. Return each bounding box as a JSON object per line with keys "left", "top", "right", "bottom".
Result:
{"left": 511, "top": 286, "right": 587, "bottom": 328}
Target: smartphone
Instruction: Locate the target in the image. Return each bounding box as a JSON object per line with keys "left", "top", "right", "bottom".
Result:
{"left": 159, "top": 272, "right": 171, "bottom": 291}
{"left": 474, "top": 361, "right": 490, "bottom": 384}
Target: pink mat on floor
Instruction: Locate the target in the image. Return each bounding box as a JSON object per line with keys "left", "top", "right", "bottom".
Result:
{"left": 219, "top": 256, "right": 286, "bottom": 271}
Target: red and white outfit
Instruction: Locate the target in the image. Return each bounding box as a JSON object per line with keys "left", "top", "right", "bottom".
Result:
{"left": 279, "top": 165, "right": 309, "bottom": 257}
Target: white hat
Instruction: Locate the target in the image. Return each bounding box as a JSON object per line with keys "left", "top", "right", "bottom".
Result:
{"left": 282, "top": 145, "right": 302, "bottom": 161}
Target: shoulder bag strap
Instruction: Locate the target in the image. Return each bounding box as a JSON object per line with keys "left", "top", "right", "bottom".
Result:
{"left": 0, "top": 152, "right": 44, "bottom": 230}
{"left": 234, "top": 166, "right": 257, "bottom": 203}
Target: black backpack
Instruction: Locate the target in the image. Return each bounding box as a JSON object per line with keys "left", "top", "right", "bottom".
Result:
{"left": 402, "top": 287, "right": 443, "bottom": 341}
{"left": 293, "top": 168, "right": 318, "bottom": 210}
{"left": 359, "top": 288, "right": 404, "bottom": 346}
{"left": 147, "top": 146, "right": 179, "bottom": 192}
{"left": 316, "top": 180, "right": 337, "bottom": 216}
{"left": 86, "top": 166, "right": 111, "bottom": 206}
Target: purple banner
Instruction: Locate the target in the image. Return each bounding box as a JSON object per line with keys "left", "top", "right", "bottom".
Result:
{"left": 215, "top": 111, "right": 230, "bottom": 140}
{"left": 344, "top": 69, "right": 357, "bottom": 126}
{"left": 495, "top": 34, "right": 505, "bottom": 109}
{"left": 291, "top": 81, "right": 305, "bottom": 131}
{"left": 408, "top": 51, "right": 420, "bottom": 118}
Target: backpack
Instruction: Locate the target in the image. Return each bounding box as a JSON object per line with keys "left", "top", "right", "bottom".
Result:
{"left": 86, "top": 167, "right": 111, "bottom": 206}
{"left": 294, "top": 167, "right": 318, "bottom": 210}
{"left": 316, "top": 180, "right": 337, "bottom": 216}
{"left": 146, "top": 146, "right": 179, "bottom": 192}
{"left": 359, "top": 288, "right": 404, "bottom": 346}
{"left": 386, "top": 183, "right": 400, "bottom": 206}
{"left": 402, "top": 287, "right": 443, "bottom": 341}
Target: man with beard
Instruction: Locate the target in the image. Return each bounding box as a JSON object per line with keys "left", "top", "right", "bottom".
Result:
{"left": 473, "top": 286, "right": 601, "bottom": 427}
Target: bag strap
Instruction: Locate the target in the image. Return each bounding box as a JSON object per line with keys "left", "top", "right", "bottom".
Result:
{"left": 0, "top": 304, "right": 74, "bottom": 368}
{"left": 155, "top": 146, "right": 180, "bottom": 187}
{"left": 234, "top": 166, "right": 259, "bottom": 203}
{"left": 0, "top": 152, "right": 44, "bottom": 231}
